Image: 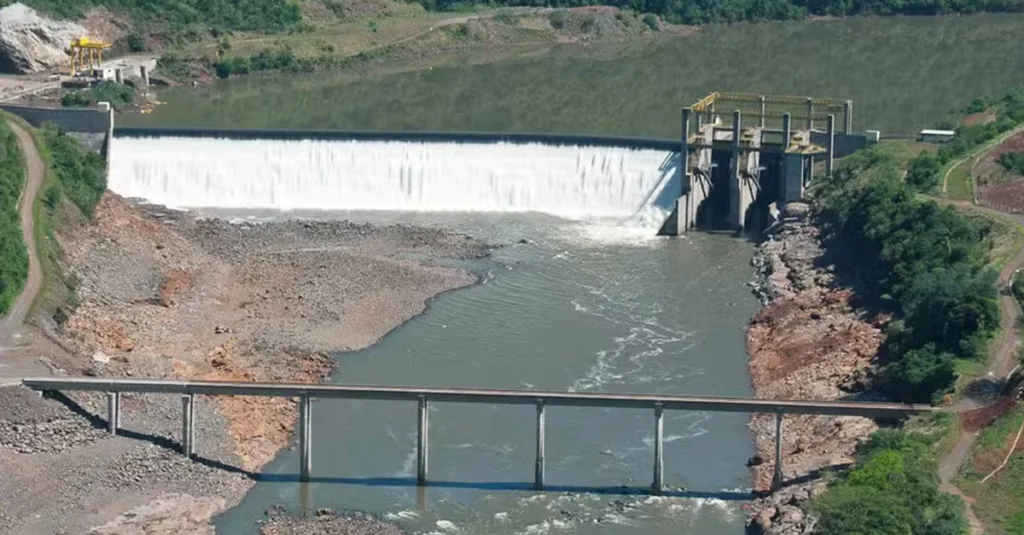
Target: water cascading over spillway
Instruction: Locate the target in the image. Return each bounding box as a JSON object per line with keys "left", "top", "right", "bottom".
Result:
{"left": 109, "top": 137, "right": 679, "bottom": 227}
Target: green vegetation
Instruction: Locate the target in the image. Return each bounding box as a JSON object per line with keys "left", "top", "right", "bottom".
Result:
{"left": 123, "top": 14, "right": 1024, "bottom": 136}
{"left": 61, "top": 82, "right": 135, "bottom": 110}
{"left": 998, "top": 152, "right": 1024, "bottom": 175}
{"left": 959, "top": 406, "right": 1024, "bottom": 535}
{"left": 938, "top": 88, "right": 1024, "bottom": 166}
{"left": 808, "top": 423, "right": 967, "bottom": 535}
{"left": 6, "top": 0, "right": 302, "bottom": 34}
{"left": 0, "top": 119, "right": 28, "bottom": 315}
{"left": 817, "top": 145, "right": 999, "bottom": 403}
{"left": 414, "top": 0, "right": 1024, "bottom": 24}
{"left": 907, "top": 152, "right": 942, "bottom": 192}
{"left": 39, "top": 125, "right": 106, "bottom": 218}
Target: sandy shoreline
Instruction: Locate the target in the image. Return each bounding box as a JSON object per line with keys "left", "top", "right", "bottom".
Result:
{"left": 0, "top": 194, "right": 492, "bottom": 535}
{"left": 743, "top": 203, "right": 886, "bottom": 534}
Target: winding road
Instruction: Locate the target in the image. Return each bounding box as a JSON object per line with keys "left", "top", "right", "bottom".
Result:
{"left": 0, "top": 118, "right": 45, "bottom": 386}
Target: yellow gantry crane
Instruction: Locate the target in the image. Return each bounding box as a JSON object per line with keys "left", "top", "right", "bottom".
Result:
{"left": 69, "top": 37, "right": 112, "bottom": 77}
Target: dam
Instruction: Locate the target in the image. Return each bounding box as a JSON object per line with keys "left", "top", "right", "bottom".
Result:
{"left": 14, "top": 94, "right": 871, "bottom": 534}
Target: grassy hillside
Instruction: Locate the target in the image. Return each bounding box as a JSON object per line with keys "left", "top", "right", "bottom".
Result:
{"left": 4, "top": 0, "right": 301, "bottom": 33}
{"left": 124, "top": 13, "right": 1024, "bottom": 136}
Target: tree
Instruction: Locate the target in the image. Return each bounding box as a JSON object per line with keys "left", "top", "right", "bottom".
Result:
{"left": 906, "top": 152, "right": 941, "bottom": 192}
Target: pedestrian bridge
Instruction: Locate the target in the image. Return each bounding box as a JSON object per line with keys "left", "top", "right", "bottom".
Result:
{"left": 20, "top": 377, "right": 935, "bottom": 494}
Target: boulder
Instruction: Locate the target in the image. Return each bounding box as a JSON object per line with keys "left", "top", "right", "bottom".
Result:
{"left": 0, "top": 3, "right": 85, "bottom": 74}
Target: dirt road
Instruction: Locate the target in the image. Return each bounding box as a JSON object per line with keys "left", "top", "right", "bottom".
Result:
{"left": 932, "top": 193, "right": 1024, "bottom": 535}
{"left": 0, "top": 119, "right": 44, "bottom": 386}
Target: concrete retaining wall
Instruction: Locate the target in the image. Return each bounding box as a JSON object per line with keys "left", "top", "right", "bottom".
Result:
{"left": 113, "top": 127, "right": 681, "bottom": 152}
{"left": 810, "top": 131, "right": 871, "bottom": 158}
{"left": 0, "top": 104, "right": 112, "bottom": 134}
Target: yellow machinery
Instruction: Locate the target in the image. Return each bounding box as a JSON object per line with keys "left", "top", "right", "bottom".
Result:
{"left": 69, "top": 37, "right": 112, "bottom": 77}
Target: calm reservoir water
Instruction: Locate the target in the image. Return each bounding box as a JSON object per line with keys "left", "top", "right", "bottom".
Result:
{"left": 203, "top": 210, "right": 759, "bottom": 535}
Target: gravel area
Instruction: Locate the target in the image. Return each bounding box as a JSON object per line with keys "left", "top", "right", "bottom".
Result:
{"left": 0, "top": 193, "right": 492, "bottom": 534}
{"left": 259, "top": 508, "right": 407, "bottom": 535}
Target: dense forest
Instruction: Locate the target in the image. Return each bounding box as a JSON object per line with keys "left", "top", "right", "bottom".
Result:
{"left": 816, "top": 147, "right": 998, "bottom": 403}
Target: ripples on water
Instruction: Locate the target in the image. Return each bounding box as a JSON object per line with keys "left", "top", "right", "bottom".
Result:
{"left": 210, "top": 210, "right": 759, "bottom": 535}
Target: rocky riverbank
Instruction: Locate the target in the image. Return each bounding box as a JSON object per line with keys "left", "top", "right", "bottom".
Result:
{"left": 0, "top": 193, "right": 493, "bottom": 534}
{"left": 743, "top": 203, "right": 887, "bottom": 535}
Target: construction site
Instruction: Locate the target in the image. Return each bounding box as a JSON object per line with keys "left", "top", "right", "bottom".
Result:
{"left": 666, "top": 92, "right": 867, "bottom": 234}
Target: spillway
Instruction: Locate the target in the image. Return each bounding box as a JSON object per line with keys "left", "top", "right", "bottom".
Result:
{"left": 109, "top": 136, "right": 680, "bottom": 227}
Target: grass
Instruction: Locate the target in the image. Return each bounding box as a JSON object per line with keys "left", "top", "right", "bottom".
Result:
{"left": 959, "top": 406, "right": 1024, "bottom": 535}
{"left": 1, "top": 115, "right": 94, "bottom": 322}
{"left": 124, "top": 14, "right": 1024, "bottom": 135}
{"left": 0, "top": 116, "right": 28, "bottom": 315}
{"left": 944, "top": 159, "right": 975, "bottom": 201}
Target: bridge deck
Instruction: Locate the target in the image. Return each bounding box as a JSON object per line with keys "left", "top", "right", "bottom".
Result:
{"left": 22, "top": 377, "right": 934, "bottom": 418}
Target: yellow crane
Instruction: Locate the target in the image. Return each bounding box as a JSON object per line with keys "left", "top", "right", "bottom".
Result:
{"left": 69, "top": 37, "right": 112, "bottom": 77}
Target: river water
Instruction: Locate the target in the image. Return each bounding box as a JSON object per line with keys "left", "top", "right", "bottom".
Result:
{"left": 202, "top": 210, "right": 759, "bottom": 535}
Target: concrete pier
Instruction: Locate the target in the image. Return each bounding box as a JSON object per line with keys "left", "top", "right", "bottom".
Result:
{"left": 728, "top": 110, "right": 742, "bottom": 229}
{"left": 843, "top": 100, "right": 852, "bottom": 134}
{"left": 114, "top": 68, "right": 123, "bottom": 84}
{"left": 106, "top": 392, "right": 120, "bottom": 434}
{"left": 805, "top": 98, "right": 814, "bottom": 130}
{"left": 653, "top": 403, "right": 664, "bottom": 494}
{"left": 181, "top": 394, "right": 194, "bottom": 457}
{"left": 417, "top": 395, "right": 429, "bottom": 485}
{"left": 826, "top": 115, "right": 836, "bottom": 176}
{"left": 535, "top": 399, "right": 545, "bottom": 489}
{"left": 299, "top": 394, "right": 312, "bottom": 482}
{"left": 772, "top": 413, "right": 784, "bottom": 491}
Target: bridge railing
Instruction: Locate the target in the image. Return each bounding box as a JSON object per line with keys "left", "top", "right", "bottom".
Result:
{"left": 21, "top": 377, "right": 933, "bottom": 494}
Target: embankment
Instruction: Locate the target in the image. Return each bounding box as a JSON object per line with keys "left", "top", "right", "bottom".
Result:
{"left": 0, "top": 190, "right": 492, "bottom": 534}
{"left": 744, "top": 203, "right": 886, "bottom": 534}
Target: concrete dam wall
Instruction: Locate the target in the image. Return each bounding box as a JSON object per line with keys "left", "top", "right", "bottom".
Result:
{"left": 109, "top": 130, "right": 683, "bottom": 229}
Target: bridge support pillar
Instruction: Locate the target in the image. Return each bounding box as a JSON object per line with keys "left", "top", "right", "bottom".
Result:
{"left": 181, "top": 394, "right": 195, "bottom": 457}
{"left": 772, "top": 412, "right": 784, "bottom": 491}
{"left": 299, "top": 394, "right": 312, "bottom": 482}
{"left": 653, "top": 403, "right": 664, "bottom": 495}
{"left": 106, "top": 392, "right": 120, "bottom": 435}
{"left": 826, "top": 114, "right": 836, "bottom": 176}
{"left": 417, "top": 395, "right": 429, "bottom": 486}
{"left": 535, "top": 399, "right": 545, "bottom": 490}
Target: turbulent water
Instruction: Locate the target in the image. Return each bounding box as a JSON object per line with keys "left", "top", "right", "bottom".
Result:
{"left": 109, "top": 137, "right": 681, "bottom": 228}
{"left": 108, "top": 137, "right": 758, "bottom": 535}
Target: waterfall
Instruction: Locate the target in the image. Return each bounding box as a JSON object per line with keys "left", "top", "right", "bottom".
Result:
{"left": 109, "top": 136, "right": 679, "bottom": 227}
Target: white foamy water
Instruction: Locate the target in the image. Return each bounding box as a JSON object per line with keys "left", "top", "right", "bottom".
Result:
{"left": 108, "top": 137, "right": 679, "bottom": 227}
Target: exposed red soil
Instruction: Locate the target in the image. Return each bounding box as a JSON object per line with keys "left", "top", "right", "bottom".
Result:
{"left": 963, "top": 111, "right": 997, "bottom": 127}
{"left": 961, "top": 396, "right": 1017, "bottom": 433}
{"left": 976, "top": 131, "right": 1024, "bottom": 211}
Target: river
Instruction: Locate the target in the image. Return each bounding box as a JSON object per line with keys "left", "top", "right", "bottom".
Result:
{"left": 179, "top": 210, "right": 761, "bottom": 535}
